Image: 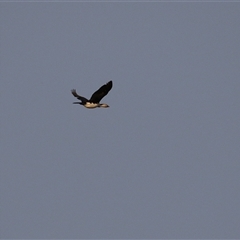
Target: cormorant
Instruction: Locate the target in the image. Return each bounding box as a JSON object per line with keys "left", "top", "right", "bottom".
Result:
{"left": 71, "top": 81, "right": 113, "bottom": 109}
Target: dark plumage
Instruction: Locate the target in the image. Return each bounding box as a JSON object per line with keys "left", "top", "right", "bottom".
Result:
{"left": 71, "top": 81, "right": 113, "bottom": 109}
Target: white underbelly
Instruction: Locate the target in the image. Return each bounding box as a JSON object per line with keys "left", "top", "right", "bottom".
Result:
{"left": 84, "top": 103, "right": 99, "bottom": 109}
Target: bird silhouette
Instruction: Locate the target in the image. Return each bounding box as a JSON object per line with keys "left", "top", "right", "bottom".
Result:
{"left": 71, "top": 81, "right": 113, "bottom": 109}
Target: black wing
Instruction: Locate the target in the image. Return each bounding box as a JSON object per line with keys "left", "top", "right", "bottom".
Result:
{"left": 89, "top": 81, "right": 113, "bottom": 103}
{"left": 71, "top": 89, "right": 88, "bottom": 103}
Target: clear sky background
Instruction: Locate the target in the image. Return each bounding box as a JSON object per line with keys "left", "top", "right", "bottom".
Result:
{"left": 1, "top": 2, "right": 240, "bottom": 239}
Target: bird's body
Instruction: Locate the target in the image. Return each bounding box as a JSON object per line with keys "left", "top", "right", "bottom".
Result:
{"left": 75, "top": 102, "right": 109, "bottom": 109}
{"left": 71, "top": 81, "right": 112, "bottom": 109}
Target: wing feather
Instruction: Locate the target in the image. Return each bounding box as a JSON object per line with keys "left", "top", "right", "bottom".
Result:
{"left": 71, "top": 89, "right": 88, "bottom": 103}
{"left": 89, "top": 81, "right": 113, "bottom": 103}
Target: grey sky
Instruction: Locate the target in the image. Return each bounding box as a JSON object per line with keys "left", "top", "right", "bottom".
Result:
{"left": 1, "top": 2, "right": 240, "bottom": 239}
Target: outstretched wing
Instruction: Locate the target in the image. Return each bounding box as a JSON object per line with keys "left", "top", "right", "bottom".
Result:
{"left": 71, "top": 89, "right": 88, "bottom": 103}
{"left": 89, "top": 81, "right": 113, "bottom": 103}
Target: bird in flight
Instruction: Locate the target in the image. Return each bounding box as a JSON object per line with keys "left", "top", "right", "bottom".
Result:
{"left": 71, "top": 81, "right": 113, "bottom": 109}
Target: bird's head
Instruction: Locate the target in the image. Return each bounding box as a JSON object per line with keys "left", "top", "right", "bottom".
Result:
{"left": 99, "top": 103, "right": 109, "bottom": 108}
